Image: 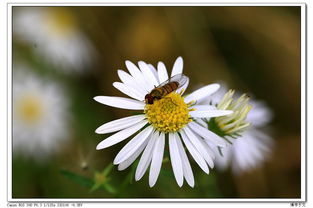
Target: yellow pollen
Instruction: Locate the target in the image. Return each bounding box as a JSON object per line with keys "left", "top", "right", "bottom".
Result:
{"left": 16, "top": 95, "right": 44, "bottom": 124}
{"left": 144, "top": 93, "right": 192, "bottom": 133}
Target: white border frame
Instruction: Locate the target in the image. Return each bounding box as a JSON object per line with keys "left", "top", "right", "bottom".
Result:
{"left": 7, "top": 2, "right": 307, "bottom": 203}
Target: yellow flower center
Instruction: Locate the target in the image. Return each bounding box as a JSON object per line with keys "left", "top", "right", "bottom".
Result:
{"left": 16, "top": 94, "right": 44, "bottom": 124}
{"left": 144, "top": 93, "right": 192, "bottom": 133}
{"left": 45, "top": 8, "right": 77, "bottom": 37}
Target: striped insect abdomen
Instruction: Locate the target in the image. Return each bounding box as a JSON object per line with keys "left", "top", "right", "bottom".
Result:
{"left": 161, "top": 82, "right": 179, "bottom": 95}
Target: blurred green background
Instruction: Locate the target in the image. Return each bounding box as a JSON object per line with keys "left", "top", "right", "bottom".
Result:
{"left": 12, "top": 6, "right": 301, "bottom": 198}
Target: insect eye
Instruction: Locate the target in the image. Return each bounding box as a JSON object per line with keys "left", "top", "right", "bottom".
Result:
{"left": 148, "top": 97, "right": 154, "bottom": 104}
{"left": 145, "top": 94, "right": 154, "bottom": 104}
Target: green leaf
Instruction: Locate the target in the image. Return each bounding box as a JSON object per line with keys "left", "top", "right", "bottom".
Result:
{"left": 60, "top": 169, "right": 93, "bottom": 188}
{"left": 102, "top": 163, "right": 114, "bottom": 176}
{"left": 90, "top": 183, "right": 101, "bottom": 192}
{"left": 104, "top": 183, "right": 117, "bottom": 194}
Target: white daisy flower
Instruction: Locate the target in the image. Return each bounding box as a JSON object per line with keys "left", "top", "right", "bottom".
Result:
{"left": 13, "top": 7, "right": 95, "bottom": 73}
{"left": 202, "top": 85, "right": 274, "bottom": 175}
{"left": 13, "top": 66, "right": 70, "bottom": 161}
{"left": 94, "top": 57, "right": 233, "bottom": 187}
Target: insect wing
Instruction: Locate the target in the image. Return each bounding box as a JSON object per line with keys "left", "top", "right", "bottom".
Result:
{"left": 157, "top": 74, "right": 189, "bottom": 88}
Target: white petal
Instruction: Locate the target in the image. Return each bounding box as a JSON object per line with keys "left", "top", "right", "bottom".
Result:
{"left": 169, "top": 133, "right": 184, "bottom": 187}
{"left": 184, "top": 84, "right": 220, "bottom": 104}
{"left": 244, "top": 139, "right": 263, "bottom": 163}
{"left": 188, "top": 121, "right": 226, "bottom": 147}
{"left": 190, "top": 109, "right": 233, "bottom": 118}
{"left": 118, "top": 138, "right": 149, "bottom": 171}
{"left": 135, "top": 131, "right": 158, "bottom": 181}
{"left": 96, "top": 120, "right": 148, "bottom": 150}
{"left": 113, "top": 82, "right": 144, "bottom": 101}
{"left": 180, "top": 130, "right": 209, "bottom": 173}
{"left": 94, "top": 96, "right": 145, "bottom": 110}
{"left": 114, "top": 126, "right": 154, "bottom": 164}
{"left": 148, "top": 64, "right": 159, "bottom": 84}
{"left": 95, "top": 114, "right": 146, "bottom": 134}
{"left": 138, "top": 61, "right": 159, "bottom": 88}
{"left": 194, "top": 118, "right": 208, "bottom": 128}
{"left": 149, "top": 132, "right": 165, "bottom": 187}
{"left": 203, "top": 139, "right": 225, "bottom": 161}
{"left": 157, "top": 62, "right": 169, "bottom": 84}
{"left": 191, "top": 105, "right": 217, "bottom": 111}
{"left": 247, "top": 101, "right": 273, "bottom": 127}
{"left": 182, "top": 126, "right": 215, "bottom": 168}
{"left": 125, "top": 60, "right": 154, "bottom": 92}
{"left": 214, "top": 146, "right": 231, "bottom": 171}
{"left": 199, "top": 138, "right": 216, "bottom": 160}
{"left": 176, "top": 77, "right": 189, "bottom": 94}
{"left": 176, "top": 134, "right": 194, "bottom": 187}
{"left": 117, "top": 70, "right": 147, "bottom": 96}
{"left": 171, "top": 57, "right": 183, "bottom": 77}
{"left": 251, "top": 130, "right": 273, "bottom": 152}
{"left": 233, "top": 140, "right": 252, "bottom": 171}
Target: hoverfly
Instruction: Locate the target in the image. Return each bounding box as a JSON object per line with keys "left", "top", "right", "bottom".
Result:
{"left": 145, "top": 74, "right": 189, "bottom": 104}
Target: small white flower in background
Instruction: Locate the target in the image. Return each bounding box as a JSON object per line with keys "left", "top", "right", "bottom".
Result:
{"left": 13, "top": 66, "right": 70, "bottom": 161}
{"left": 94, "top": 57, "right": 233, "bottom": 187}
{"left": 13, "top": 7, "right": 95, "bottom": 73}
{"left": 201, "top": 85, "right": 274, "bottom": 175}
